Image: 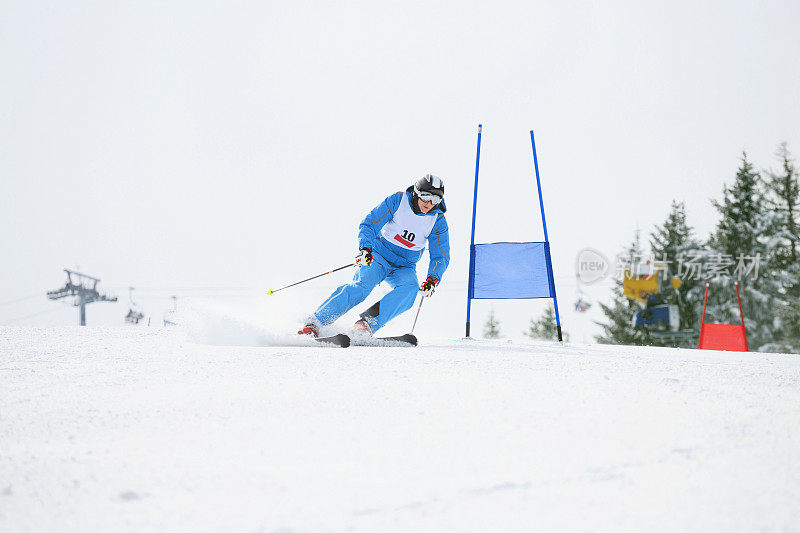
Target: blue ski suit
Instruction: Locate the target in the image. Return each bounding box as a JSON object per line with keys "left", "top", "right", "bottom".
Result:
{"left": 312, "top": 186, "right": 450, "bottom": 332}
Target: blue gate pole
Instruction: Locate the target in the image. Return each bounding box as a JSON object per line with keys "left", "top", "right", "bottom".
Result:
{"left": 466, "top": 124, "right": 482, "bottom": 338}
{"left": 530, "top": 130, "right": 563, "bottom": 342}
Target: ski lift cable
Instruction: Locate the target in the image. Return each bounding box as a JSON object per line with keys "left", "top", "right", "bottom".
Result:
{"left": 1, "top": 307, "right": 66, "bottom": 324}
{"left": 0, "top": 293, "right": 45, "bottom": 307}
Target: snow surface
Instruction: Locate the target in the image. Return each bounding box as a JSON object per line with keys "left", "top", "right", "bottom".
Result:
{"left": 2, "top": 325, "right": 799, "bottom": 532}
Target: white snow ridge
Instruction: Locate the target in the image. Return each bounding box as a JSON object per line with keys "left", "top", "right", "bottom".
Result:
{"left": 1, "top": 326, "right": 799, "bottom": 531}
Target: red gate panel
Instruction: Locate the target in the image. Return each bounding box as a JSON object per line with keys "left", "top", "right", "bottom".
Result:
{"left": 698, "top": 323, "right": 748, "bottom": 351}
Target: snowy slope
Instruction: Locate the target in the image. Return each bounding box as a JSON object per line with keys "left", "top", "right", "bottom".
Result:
{"left": 1, "top": 326, "right": 799, "bottom": 532}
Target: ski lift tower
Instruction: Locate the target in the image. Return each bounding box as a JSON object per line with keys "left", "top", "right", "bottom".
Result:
{"left": 47, "top": 269, "right": 118, "bottom": 326}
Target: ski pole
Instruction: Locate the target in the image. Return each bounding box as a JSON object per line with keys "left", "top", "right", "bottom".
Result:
{"left": 268, "top": 263, "right": 354, "bottom": 295}
{"left": 411, "top": 294, "right": 425, "bottom": 333}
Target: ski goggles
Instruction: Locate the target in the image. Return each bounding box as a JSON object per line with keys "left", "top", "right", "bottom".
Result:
{"left": 415, "top": 189, "right": 443, "bottom": 205}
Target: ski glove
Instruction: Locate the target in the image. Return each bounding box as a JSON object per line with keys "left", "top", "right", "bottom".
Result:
{"left": 355, "top": 247, "right": 373, "bottom": 267}
{"left": 419, "top": 276, "right": 438, "bottom": 297}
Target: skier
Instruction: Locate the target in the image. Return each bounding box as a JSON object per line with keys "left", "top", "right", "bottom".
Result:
{"left": 299, "top": 174, "right": 450, "bottom": 337}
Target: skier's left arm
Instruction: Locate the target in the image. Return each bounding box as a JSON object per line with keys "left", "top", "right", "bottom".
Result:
{"left": 426, "top": 215, "right": 450, "bottom": 283}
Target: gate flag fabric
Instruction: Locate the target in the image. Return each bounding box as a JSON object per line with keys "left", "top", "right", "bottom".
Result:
{"left": 469, "top": 242, "right": 555, "bottom": 300}
{"left": 698, "top": 323, "right": 748, "bottom": 351}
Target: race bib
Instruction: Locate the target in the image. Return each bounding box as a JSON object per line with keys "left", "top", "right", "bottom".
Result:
{"left": 380, "top": 193, "right": 438, "bottom": 251}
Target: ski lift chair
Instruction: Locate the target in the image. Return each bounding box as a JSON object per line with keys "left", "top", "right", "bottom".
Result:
{"left": 573, "top": 275, "right": 593, "bottom": 312}
{"left": 125, "top": 287, "right": 145, "bottom": 325}
{"left": 574, "top": 296, "right": 592, "bottom": 312}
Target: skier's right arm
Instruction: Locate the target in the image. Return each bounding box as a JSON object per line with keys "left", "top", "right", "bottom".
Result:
{"left": 358, "top": 192, "right": 403, "bottom": 250}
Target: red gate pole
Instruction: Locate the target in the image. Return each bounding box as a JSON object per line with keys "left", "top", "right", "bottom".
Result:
{"left": 734, "top": 280, "right": 749, "bottom": 351}
{"left": 698, "top": 281, "right": 710, "bottom": 349}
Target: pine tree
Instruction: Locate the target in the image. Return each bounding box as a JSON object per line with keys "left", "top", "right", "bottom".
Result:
{"left": 763, "top": 143, "right": 800, "bottom": 352}
{"left": 711, "top": 152, "right": 763, "bottom": 257}
{"left": 483, "top": 308, "right": 501, "bottom": 339}
{"left": 708, "top": 152, "right": 784, "bottom": 351}
{"left": 650, "top": 200, "right": 693, "bottom": 267}
{"left": 596, "top": 231, "right": 652, "bottom": 346}
{"left": 766, "top": 142, "right": 800, "bottom": 268}
{"left": 649, "top": 200, "right": 703, "bottom": 341}
{"left": 524, "top": 305, "right": 568, "bottom": 341}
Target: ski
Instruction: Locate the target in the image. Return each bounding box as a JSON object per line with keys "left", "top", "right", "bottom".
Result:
{"left": 351, "top": 334, "right": 417, "bottom": 347}
{"left": 314, "top": 333, "right": 350, "bottom": 348}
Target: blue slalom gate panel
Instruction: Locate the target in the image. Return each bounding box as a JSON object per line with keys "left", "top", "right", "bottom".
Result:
{"left": 469, "top": 242, "right": 555, "bottom": 299}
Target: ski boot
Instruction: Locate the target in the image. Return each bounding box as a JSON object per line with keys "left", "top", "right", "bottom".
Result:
{"left": 297, "top": 322, "right": 319, "bottom": 337}
{"left": 350, "top": 318, "right": 374, "bottom": 337}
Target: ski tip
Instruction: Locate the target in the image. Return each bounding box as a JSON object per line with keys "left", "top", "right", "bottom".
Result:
{"left": 384, "top": 334, "right": 418, "bottom": 346}
{"left": 268, "top": 289, "right": 274, "bottom": 295}
{"left": 349, "top": 334, "right": 417, "bottom": 347}
{"left": 315, "top": 333, "right": 350, "bottom": 348}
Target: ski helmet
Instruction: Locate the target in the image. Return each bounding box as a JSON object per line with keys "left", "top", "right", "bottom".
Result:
{"left": 413, "top": 174, "right": 444, "bottom": 205}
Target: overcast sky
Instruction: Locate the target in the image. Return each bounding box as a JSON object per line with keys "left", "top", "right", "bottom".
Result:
{"left": 2, "top": 0, "right": 799, "bottom": 340}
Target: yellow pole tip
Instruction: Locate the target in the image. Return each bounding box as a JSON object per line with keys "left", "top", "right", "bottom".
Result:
{"left": 268, "top": 290, "right": 274, "bottom": 295}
